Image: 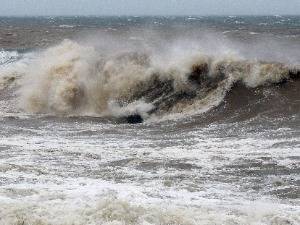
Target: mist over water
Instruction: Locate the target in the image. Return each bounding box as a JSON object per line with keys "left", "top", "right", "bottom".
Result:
{"left": 0, "top": 16, "right": 299, "bottom": 225}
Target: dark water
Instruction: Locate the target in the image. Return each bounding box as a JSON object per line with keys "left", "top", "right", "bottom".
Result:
{"left": 0, "top": 16, "right": 299, "bottom": 225}
{"left": 1, "top": 15, "right": 300, "bottom": 49}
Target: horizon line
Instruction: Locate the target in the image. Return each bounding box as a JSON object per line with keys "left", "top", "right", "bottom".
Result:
{"left": 0, "top": 14, "right": 300, "bottom": 17}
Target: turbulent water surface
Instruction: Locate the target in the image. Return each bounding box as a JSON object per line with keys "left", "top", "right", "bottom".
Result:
{"left": 0, "top": 16, "right": 299, "bottom": 225}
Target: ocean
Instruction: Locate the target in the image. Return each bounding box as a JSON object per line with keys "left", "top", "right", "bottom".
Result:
{"left": 0, "top": 16, "right": 299, "bottom": 225}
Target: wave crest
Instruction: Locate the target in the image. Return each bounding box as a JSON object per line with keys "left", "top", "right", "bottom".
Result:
{"left": 13, "top": 39, "right": 300, "bottom": 121}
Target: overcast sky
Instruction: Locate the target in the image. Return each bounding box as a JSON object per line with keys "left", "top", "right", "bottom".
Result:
{"left": 0, "top": 0, "right": 300, "bottom": 16}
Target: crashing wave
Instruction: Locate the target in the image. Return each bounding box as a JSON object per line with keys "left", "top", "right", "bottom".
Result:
{"left": 0, "top": 39, "right": 298, "bottom": 123}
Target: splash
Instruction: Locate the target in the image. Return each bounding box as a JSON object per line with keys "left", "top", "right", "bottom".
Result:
{"left": 0, "top": 38, "right": 297, "bottom": 122}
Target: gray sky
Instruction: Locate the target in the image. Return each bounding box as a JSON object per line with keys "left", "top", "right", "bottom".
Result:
{"left": 0, "top": 0, "right": 300, "bottom": 16}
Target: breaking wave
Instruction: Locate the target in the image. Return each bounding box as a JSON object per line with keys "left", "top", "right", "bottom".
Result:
{"left": 1, "top": 38, "right": 300, "bottom": 122}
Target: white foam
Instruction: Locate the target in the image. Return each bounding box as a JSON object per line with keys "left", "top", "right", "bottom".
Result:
{"left": 0, "top": 50, "right": 19, "bottom": 65}
{"left": 59, "top": 24, "right": 75, "bottom": 28}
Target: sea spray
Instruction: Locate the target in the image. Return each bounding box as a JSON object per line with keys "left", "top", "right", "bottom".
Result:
{"left": 13, "top": 39, "right": 299, "bottom": 122}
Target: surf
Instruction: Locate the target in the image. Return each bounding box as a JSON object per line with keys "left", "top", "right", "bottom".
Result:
{"left": 0, "top": 36, "right": 299, "bottom": 123}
